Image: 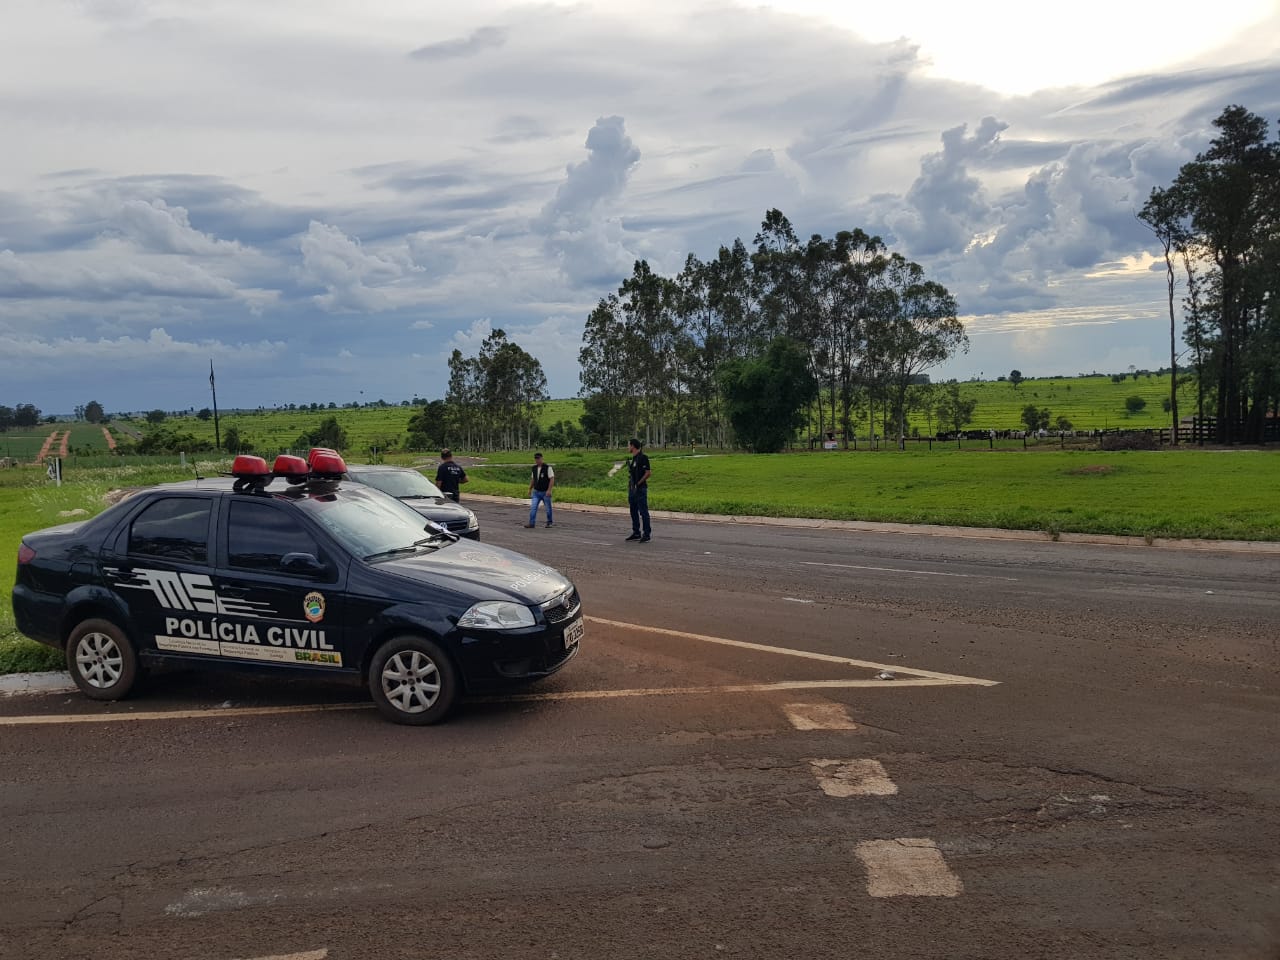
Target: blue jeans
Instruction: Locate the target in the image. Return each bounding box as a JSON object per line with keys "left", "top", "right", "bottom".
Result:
{"left": 530, "top": 489, "right": 553, "bottom": 525}
{"left": 628, "top": 484, "right": 650, "bottom": 536}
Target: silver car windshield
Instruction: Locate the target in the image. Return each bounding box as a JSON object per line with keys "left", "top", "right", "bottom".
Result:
{"left": 353, "top": 469, "right": 445, "bottom": 500}
{"left": 296, "top": 488, "right": 444, "bottom": 559}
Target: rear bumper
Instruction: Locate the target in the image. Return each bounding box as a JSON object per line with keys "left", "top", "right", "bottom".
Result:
{"left": 11, "top": 584, "right": 64, "bottom": 649}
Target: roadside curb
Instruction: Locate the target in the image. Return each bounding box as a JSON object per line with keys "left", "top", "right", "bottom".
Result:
{"left": 0, "top": 672, "right": 76, "bottom": 697}
{"left": 461, "top": 494, "right": 1280, "bottom": 554}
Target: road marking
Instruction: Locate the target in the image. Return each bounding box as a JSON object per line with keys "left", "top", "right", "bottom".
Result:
{"left": 0, "top": 677, "right": 984, "bottom": 725}
{"left": 1, "top": 619, "right": 996, "bottom": 725}
{"left": 477, "top": 677, "right": 972, "bottom": 704}
{"left": 237, "top": 951, "right": 327, "bottom": 960}
{"left": 586, "top": 616, "right": 1000, "bottom": 686}
{"left": 0, "top": 702, "right": 373, "bottom": 726}
{"left": 856, "top": 839, "right": 963, "bottom": 897}
{"left": 782, "top": 597, "right": 814, "bottom": 604}
{"left": 809, "top": 759, "right": 897, "bottom": 796}
{"left": 802, "top": 560, "right": 1018, "bottom": 582}
{"left": 784, "top": 702, "right": 857, "bottom": 730}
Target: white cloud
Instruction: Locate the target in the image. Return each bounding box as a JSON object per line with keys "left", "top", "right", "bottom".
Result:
{"left": 298, "top": 221, "right": 415, "bottom": 312}
{"left": 0, "top": 0, "right": 1276, "bottom": 410}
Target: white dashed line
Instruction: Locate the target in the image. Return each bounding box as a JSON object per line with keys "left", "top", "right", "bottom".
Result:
{"left": 237, "top": 951, "right": 327, "bottom": 960}
{"left": 856, "top": 839, "right": 963, "bottom": 897}
{"left": 784, "top": 702, "right": 858, "bottom": 730}
{"left": 808, "top": 759, "right": 897, "bottom": 797}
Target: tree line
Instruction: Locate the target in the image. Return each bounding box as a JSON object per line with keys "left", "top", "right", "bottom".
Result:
{"left": 1140, "top": 104, "right": 1279, "bottom": 445}
{"left": 577, "top": 209, "right": 967, "bottom": 451}
{"left": 0, "top": 404, "right": 45, "bottom": 431}
{"left": 406, "top": 329, "right": 548, "bottom": 452}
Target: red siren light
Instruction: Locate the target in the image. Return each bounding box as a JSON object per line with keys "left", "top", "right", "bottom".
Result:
{"left": 272, "top": 455, "right": 310, "bottom": 484}
{"left": 307, "top": 447, "right": 338, "bottom": 466}
{"left": 230, "top": 455, "right": 272, "bottom": 492}
{"left": 231, "top": 455, "right": 270, "bottom": 478}
{"left": 308, "top": 450, "right": 347, "bottom": 479}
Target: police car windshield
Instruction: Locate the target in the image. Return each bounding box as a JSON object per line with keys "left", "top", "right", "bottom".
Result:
{"left": 295, "top": 488, "right": 444, "bottom": 560}
{"left": 352, "top": 469, "right": 444, "bottom": 500}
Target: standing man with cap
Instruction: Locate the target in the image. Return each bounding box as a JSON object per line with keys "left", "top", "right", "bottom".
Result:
{"left": 625, "top": 438, "right": 651, "bottom": 542}
{"left": 435, "top": 449, "right": 467, "bottom": 503}
{"left": 525, "top": 452, "right": 555, "bottom": 528}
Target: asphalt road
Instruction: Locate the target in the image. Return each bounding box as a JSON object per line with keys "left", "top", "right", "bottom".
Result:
{"left": 2, "top": 500, "right": 1278, "bottom": 960}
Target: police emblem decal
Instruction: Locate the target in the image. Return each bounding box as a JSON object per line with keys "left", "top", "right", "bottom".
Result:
{"left": 303, "top": 592, "right": 326, "bottom": 623}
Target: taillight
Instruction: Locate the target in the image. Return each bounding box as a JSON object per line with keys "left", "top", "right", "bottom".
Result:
{"left": 17, "top": 543, "right": 35, "bottom": 565}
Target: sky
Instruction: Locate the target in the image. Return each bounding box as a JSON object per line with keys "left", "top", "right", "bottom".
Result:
{"left": 2, "top": 0, "right": 1279, "bottom": 415}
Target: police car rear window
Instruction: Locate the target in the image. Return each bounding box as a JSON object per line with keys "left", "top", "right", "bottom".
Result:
{"left": 128, "top": 497, "right": 211, "bottom": 564}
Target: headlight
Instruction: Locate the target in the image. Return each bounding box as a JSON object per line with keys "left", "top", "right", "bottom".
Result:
{"left": 465, "top": 510, "right": 479, "bottom": 530}
{"left": 458, "top": 601, "right": 535, "bottom": 630}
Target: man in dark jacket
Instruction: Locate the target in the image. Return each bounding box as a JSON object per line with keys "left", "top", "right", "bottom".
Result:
{"left": 435, "top": 449, "right": 467, "bottom": 502}
{"left": 625, "top": 438, "right": 651, "bottom": 542}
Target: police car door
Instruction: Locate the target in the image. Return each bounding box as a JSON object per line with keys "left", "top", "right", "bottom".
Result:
{"left": 214, "top": 497, "right": 351, "bottom": 674}
{"left": 103, "top": 493, "right": 218, "bottom": 661}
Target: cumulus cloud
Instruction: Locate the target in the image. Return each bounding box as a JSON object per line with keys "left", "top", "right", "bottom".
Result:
{"left": 298, "top": 221, "right": 414, "bottom": 312}
{"left": 535, "top": 116, "right": 642, "bottom": 285}
{"left": 881, "top": 116, "right": 1008, "bottom": 257}
{"left": 0, "top": 242, "right": 243, "bottom": 300}
{"left": 114, "top": 199, "right": 245, "bottom": 256}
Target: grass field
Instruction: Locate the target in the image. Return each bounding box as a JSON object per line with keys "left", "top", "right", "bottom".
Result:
{"left": 1, "top": 423, "right": 121, "bottom": 462}
{"left": 4, "top": 373, "right": 1187, "bottom": 461}
{"left": 465, "top": 446, "right": 1280, "bottom": 541}
{"left": 1, "top": 444, "right": 1276, "bottom": 674}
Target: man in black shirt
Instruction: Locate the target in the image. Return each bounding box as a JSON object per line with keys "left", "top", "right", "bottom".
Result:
{"left": 435, "top": 449, "right": 468, "bottom": 503}
{"left": 625, "top": 438, "right": 651, "bottom": 542}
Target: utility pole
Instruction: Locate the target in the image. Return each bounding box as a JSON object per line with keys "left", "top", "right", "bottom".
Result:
{"left": 209, "top": 360, "right": 221, "bottom": 452}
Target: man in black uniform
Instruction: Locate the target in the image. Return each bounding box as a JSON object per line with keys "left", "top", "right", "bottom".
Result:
{"left": 625, "top": 438, "right": 651, "bottom": 542}
{"left": 435, "top": 449, "right": 468, "bottom": 503}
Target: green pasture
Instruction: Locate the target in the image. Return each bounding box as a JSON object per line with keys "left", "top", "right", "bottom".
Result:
{"left": 0, "top": 422, "right": 118, "bottom": 462}
{"left": 1, "top": 445, "right": 1277, "bottom": 673}
{"left": 940, "top": 374, "right": 1194, "bottom": 432}
{"left": 0, "top": 432, "right": 55, "bottom": 461}
{"left": 467, "top": 446, "right": 1280, "bottom": 542}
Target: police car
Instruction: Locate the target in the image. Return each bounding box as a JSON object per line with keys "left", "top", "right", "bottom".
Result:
{"left": 11, "top": 449, "right": 583, "bottom": 725}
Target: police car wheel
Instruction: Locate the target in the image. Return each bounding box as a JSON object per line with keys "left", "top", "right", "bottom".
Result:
{"left": 369, "top": 636, "right": 458, "bottom": 725}
{"left": 67, "top": 618, "right": 139, "bottom": 701}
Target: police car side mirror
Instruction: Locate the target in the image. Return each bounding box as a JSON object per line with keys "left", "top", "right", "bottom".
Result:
{"left": 281, "top": 552, "right": 326, "bottom": 575}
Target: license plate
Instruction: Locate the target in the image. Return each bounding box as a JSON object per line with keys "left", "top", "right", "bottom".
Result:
{"left": 564, "top": 619, "right": 584, "bottom": 650}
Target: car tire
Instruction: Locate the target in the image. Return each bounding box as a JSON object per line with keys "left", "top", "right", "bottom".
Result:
{"left": 368, "top": 635, "right": 458, "bottom": 725}
{"left": 66, "top": 618, "right": 139, "bottom": 701}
